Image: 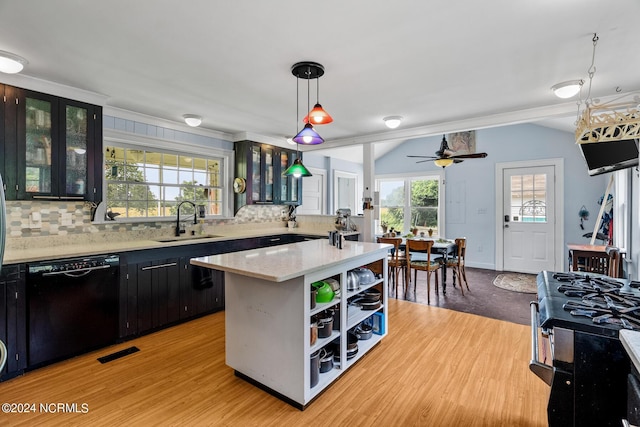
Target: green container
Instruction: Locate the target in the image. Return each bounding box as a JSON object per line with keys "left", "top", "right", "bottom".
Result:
{"left": 312, "top": 281, "right": 335, "bottom": 303}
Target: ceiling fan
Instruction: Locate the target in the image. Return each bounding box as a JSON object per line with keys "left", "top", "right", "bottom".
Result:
{"left": 407, "top": 135, "right": 488, "bottom": 167}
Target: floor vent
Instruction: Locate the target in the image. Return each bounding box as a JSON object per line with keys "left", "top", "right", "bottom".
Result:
{"left": 97, "top": 346, "right": 140, "bottom": 364}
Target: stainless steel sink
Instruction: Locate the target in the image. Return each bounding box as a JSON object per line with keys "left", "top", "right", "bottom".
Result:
{"left": 154, "top": 234, "right": 222, "bottom": 243}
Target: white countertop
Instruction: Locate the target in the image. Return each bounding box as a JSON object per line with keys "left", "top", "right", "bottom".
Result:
{"left": 620, "top": 329, "right": 640, "bottom": 371}
{"left": 2, "top": 228, "right": 333, "bottom": 264}
{"left": 191, "top": 239, "right": 391, "bottom": 282}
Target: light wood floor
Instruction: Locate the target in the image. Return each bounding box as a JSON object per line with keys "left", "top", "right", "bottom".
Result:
{"left": 0, "top": 299, "right": 549, "bottom": 426}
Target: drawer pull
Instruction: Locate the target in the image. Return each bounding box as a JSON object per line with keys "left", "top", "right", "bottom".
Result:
{"left": 141, "top": 262, "right": 177, "bottom": 271}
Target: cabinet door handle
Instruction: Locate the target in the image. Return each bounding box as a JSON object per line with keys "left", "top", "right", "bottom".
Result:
{"left": 32, "top": 196, "right": 61, "bottom": 200}
{"left": 141, "top": 262, "right": 177, "bottom": 271}
{"left": 269, "top": 238, "right": 281, "bottom": 242}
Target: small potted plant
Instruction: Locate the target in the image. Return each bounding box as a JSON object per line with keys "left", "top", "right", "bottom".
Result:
{"left": 286, "top": 205, "right": 297, "bottom": 228}
{"left": 381, "top": 221, "right": 388, "bottom": 234}
{"left": 428, "top": 228, "right": 434, "bottom": 237}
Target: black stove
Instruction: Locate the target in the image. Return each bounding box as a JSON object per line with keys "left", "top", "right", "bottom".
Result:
{"left": 532, "top": 270, "right": 636, "bottom": 427}
{"left": 537, "top": 270, "right": 639, "bottom": 337}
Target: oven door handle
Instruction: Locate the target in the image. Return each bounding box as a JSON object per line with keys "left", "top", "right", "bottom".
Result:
{"left": 529, "top": 301, "right": 554, "bottom": 385}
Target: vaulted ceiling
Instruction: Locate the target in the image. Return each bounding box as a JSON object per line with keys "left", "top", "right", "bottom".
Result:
{"left": 1, "top": 0, "right": 639, "bottom": 160}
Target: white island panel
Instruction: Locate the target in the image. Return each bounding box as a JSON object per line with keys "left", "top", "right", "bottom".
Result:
{"left": 191, "top": 239, "right": 390, "bottom": 408}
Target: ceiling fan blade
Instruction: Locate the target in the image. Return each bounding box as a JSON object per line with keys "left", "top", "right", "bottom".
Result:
{"left": 415, "top": 159, "right": 436, "bottom": 164}
{"left": 449, "top": 152, "right": 488, "bottom": 159}
{"left": 407, "top": 155, "right": 438, "bottom": 159}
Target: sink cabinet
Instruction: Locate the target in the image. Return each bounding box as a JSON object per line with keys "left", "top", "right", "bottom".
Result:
{"left": 136, "top": 257, "right": 181, "bottom": 332}
{"left": 0, "top": 83, "right": 102, "bottom": 201}
{"left": 0, "top": 264, "right": 27, "bottom": 380}
{"left": 118, "top": 234, "right": 315, "bottom": 338}
{"left": 180, "top": 257, "right": 224, "bottom": 319}
{"left": 234, "top": 140, "right": 302, "bottom": 213}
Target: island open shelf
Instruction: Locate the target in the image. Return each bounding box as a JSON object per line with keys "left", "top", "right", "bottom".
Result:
{"left": 191, "top": 239, "right": 390, "bottom": 409}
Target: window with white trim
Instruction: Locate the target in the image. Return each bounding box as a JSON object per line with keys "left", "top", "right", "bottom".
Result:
{"left": 105, "top": 145, "right": 228, "bottom": 219}
{"left": 376, "top": 174, "right": 444, "bottom": 235}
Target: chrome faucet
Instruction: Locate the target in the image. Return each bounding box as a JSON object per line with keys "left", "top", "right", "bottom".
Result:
{"left": 175, "top": 201, "right": 197, "bottom": 237}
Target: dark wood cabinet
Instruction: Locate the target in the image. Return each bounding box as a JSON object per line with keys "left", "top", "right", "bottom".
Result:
{"left": 1, "top": 84, "right": 20, "bottom": 200}
{"left": 0, "top": 264, "right": 26, "bottom": 380}
{"left": 234, "top": 140, "right": 302, "bottom": 213}
{"left": 1, "top": 83, "right": 102, "bottom": 201}
{"left": 119, "top": 244, "right": 227, "bottom": 338}
{"left": 136, "top": 258, "right": 181, "bottom": 332}
{"left": 179, "top": 258, "right": 224, "bottom": 319}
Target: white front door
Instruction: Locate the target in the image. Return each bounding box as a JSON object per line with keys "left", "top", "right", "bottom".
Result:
{"left": 502, "top": 165, "right": 556, "bottom": 273}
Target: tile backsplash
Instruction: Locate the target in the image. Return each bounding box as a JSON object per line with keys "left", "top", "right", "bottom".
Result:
{"left": 5, "top": 201, "right": 286, "bottom": 240}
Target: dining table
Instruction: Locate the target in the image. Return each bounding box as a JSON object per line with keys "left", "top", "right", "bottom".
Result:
{"left": 398, "top": 237, "right": 458, "bottom": 294}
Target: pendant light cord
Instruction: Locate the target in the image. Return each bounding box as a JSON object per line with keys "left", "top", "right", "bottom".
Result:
{"left": 307, "top": 65, "right": 311, "bottom": 117}
{"left": 295, "top": 73, "right": 300, "bottom": 156}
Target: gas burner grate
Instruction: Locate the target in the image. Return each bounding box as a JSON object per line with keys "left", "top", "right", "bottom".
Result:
{"left": 563, "top": 292, "right": 640, "bottom": 329}
{"left": 553, "top": 272, "right": 625, "bottom": 297}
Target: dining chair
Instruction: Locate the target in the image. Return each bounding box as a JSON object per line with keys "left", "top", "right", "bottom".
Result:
{"left": 606, "top": 246, "right": 621, "bottom": 278}
{"left": 446, "top": 237, "right": 469, "bottom": 294}
{"left": 377, "top": 237, "right": 407, "bottom": 297}
{"left": 406, "top": 239, "right": 441, "bottom": 304}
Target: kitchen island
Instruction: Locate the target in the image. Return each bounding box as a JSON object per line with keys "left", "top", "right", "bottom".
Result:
{"left": 191, "top": 239, "right": 390, "bottom": 409}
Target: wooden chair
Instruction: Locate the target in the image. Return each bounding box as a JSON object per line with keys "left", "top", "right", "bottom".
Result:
{"left": 377, "top": 237, "right": 407, "bottom": 297}
{"left": 606, "top": 246, "right": 621, "bottom": 278}
{"left": 406, "top": 239, "right": 441, "bottom": 304}
{"left": 446, "top": 238, "right": 469, "bottom": 294}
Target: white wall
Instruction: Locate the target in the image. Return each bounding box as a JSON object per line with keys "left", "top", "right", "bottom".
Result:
{"left": 303, "top": 153, "right": 363, "bottom": 215}
{"left": 375, "top": 123, "right": 609, "bottom": 271}
{"left": 632, "top": 167, "right": 640, "bottom": 280}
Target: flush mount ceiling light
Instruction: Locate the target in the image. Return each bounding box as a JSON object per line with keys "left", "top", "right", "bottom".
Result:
{"left": 383, "top": 116, "right": 403, "bottom": 129}
{"left": 551, "top": 80, "right": 583, "bottom": 99}
{"left": 574, "top": 34, "right": 640, "bottom": 143}
{"left": 0, "top": 50, "right": 28, "bottom": 74}
{"left": 183, "top": 114, "right": 202, "bottom": 127}
{"left": 291, "top": 62, "right": 326, "bottom": 145}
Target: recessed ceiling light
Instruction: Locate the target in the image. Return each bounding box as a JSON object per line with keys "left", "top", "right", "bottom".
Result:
{"left": 383, "top": 116, "right": 403, "bottom": 129}
{"left": 551, "top": 80, "right": 583, "bottom": 99}
{"left": 183, "top": 114, "right": 202, "bottom": 127}
{"left": 0, "top": 50, "right": 28, "bottom": 74}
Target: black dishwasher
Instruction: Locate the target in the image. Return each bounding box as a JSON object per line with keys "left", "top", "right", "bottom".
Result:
{"left": 27, "top": 255, "right": 119, "bottom": 368}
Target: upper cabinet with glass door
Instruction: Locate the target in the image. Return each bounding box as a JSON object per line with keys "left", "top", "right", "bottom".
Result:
{"left": 234, "top": 140, "right": 302, "bottom": 213}
{"left": 4, "top": 86, "right": 103, "bottom": 201}
{"left": 279, "top": 150, "right": 301, "bottom": 205}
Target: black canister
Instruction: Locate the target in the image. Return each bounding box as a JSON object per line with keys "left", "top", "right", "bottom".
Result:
{"left": 310, "top": 350, "right": 320, "bottom": 388}
{"left": 317, "top": 310, "right": 334, "bottom": 338}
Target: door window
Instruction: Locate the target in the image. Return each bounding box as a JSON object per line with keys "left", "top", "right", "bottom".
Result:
{"left": 510, "top": 174, "right": 547, "bottom": 223}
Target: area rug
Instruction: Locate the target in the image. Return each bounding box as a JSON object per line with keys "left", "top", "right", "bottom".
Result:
{"left": 492, "top": 273, "right": 538, "bottom": 294}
